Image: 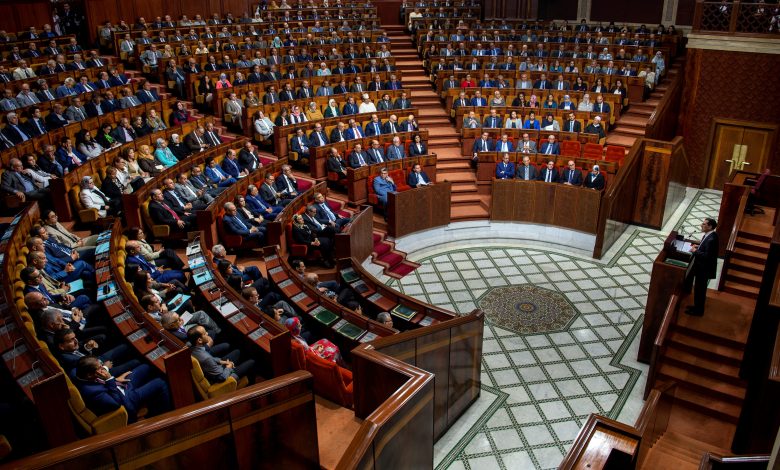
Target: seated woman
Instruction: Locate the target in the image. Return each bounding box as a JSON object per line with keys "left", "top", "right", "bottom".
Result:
{"left": 542, "top": 94, "right": 558, "bottom": 109}
{"left": 79, "top": 175, "right": 120, "bottom": 218}
{"left": 611, "top": 79, "right": 627, "bottom": 102}
{"left": 511, "top": 93, "right": 528, "bottom": 108}
{"left": 153, "top": 138, "right": 179, "bottom": 168}
{"left": 408, "top": 134, "right": 427, "bottom": 156}
{"left": 305, "top": 101, "right": 323, "bottom": 121}
{"left": 591, "top": 77, "right": 607, "bottom": 93}
{"left": 275, "top": 107, "right": 290, "bottom": 126}
{"left": 198, "top": 75, "right": 215, "bottom": 106}
{"left": 125, "top": 226, "right": 185, "bottom": 270}
{"left": 76, "top": 130, "right": 105, "bottom": 160}
{"left": 136, "top": 145, "right": 164, "bottom": 176}
{"left": 504, "top": 110, "right": 523, "bottom": 129}
{"left": 194, "top": 41, "right": 209, "bottom": 54}
{"left": 123, "top": 149, "right": 152, "bottom": 182}
{"left": 316, "top": 62, "right": 331, "bottom": 76}
{"left": 572, "top": 76, "right": 587, "bottom": 92}
{"left": 41, "top": 209, "right": 99, "bottom": 258}
{"left": 323, "top": 99, "right": 340, "bottom": 118}
{"left": 285, "top": 317, "right": 343, "bottom": 365}
{"left": 168, "top": 134, "right": 190, "bottom": 161}
{"left": 216, "top": 73, "right": 232, "bottom": 89}
{"left": 146, "top": 109, "right": 167, "bottom": 132}
{"left": 541, "top": 113, "right": 560, "bottom": 131}
{"left": 169, "top": 101, "right": 191, "bottom": 126}
{"left": 131, "top": 115, "right": 152, "bottom": 137}
{"left": 96, "top": 123, "right": 121, "bottom": 150}
{"left": 565, "top": 61, "right": 579, "bottom": 74}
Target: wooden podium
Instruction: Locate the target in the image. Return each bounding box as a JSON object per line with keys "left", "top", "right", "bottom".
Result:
{"left": 387, "top": 182, "right": 452, "bottom": 238}
{"left": 638, "top": 231, "right": 693, "bottom": 363}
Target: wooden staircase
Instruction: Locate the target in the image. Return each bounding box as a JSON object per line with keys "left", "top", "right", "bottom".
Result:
{"left": 659, "top": 322, "right": 747, "bottom": 424}
{"left": 722, "top": 231, "right": 771, "bottom": 299}
{"left": 385, "top": 25, "right": 489, "bottom": 221}
{"left": 640, "top": 432, "right": 731, "bottom": 470}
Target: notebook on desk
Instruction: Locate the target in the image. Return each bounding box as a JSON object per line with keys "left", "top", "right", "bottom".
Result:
{"left": 672, "top": 239, "right": 693, "bottom": 253}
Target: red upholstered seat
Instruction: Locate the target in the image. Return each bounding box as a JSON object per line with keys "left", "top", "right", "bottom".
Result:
{"left": 604, "top": 145, "right": 625, "bottom": 162}
{"left": 560, "top": 140, "right": 581, "bottom": 158}
{"left": 583, "top": 143, "right": 604, "bottom": 159}
{"left": 216, "top": 211, "right": 246, "bottom": 249}
{"left": 285, "top": 222, "right": 320, "bottom": 259}
{"left": 304, "top": 351, "right": 353, "bottom": 408}
{"left": 291, "top": 341, "right": 307, "bottom": 370}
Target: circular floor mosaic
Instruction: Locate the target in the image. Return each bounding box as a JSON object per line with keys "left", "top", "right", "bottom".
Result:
{"left": 478, "top": 284, "right": 577, "bottom": 334}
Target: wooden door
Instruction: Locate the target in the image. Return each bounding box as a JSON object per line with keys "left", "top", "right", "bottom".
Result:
{"left": 707, "top": 120, "right": 775, "bottom": 189}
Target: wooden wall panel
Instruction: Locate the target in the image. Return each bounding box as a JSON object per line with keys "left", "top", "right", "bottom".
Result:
{"left": 676, "top": 0, "right": 696, "bottom": 25}
{"left": 0, "top": 0, "right": 52, "bottom": 34}
{"left": 223, "top": 0, "right": 249, "bottom": 15}
{"left": 537, "top": 0, "right": 578, "bottom": 21}
{"left": 591, "top": 0, "right": 663, "bottom": 24}
{"left": 679, "top": 49, "right": 780, "bottom": 187}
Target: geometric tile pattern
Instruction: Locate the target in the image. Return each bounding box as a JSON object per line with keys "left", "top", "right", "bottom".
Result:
{"left": 382, "top": 190, "right": 722, "bottom": 470}
{"left": 479, "top": 285, "right": 578, "bottom": 334}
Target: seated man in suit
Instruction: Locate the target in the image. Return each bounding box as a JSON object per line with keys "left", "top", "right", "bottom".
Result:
{"left": 516, "top": 155, "right": 539, "bottom": 180}
{"left": 538, "top": 160, "right": 560, "bottom": 183}
{"left": 495, "top": 134, "right": 515, "bottom": 153}
{"left": 308, "top": 123, "right": 329, "bottom": 147}
{"left": 386, "top": 136, "right": 406, "bottom": 160}
{"left": 496, "top": 153, "right": 515, "bottom": 179}
{"left": 313, "top": 192, "right": 351, "bottom": 232}
{"left": 539, "top": 135, "right": 560, "bottom": 156}
{"left": 175, "top": 172, "right": 213, "bottom": 207}
{"left": 583, "top": 164, "right": 605, "bottom": 190}
{"left": 74, "top": 355, "right": 170, "bottom": 422}
{"left": 189, "top": 325, "right": 255, "bottom": 384}
{"left": 373, "top": 167, "right": 397, "bottom": 207}
{"left": 472, "top": 132, "right": 494, "bottom": 162}
{"left": 365, "top": 114, "right": 384, "bottom": 136}
{"left": 584, "top": 116, "right": 606, "bottom": 140}
{"left": 54, "top": 328, "right": 141, "bottom": 378}
{"left": 289, "top": 128, "right": 311, "bottom": 161}
{"left": 1, "top": 157, "right": 49, "bottom": 203}
{"left": 189, "top": 166, "right": 225, "bottom": 197}
{"left": 275, "top": 164, "right": 299, "bottom": 201}
{"left": 222, "top": 201, "right": 266, "bottom": 242}
{"left": 148, "top": 188, "right": 197, "bottom": 231}
{"left": 327, "top": 148, "right": 348, "bottom": 180}
{"left": 563, "top": 112, "right": 582, "bottom": 133}
{"left": 221, "top": 148, "right": 249, "bottom": 179}
{"left": 303, "top": 204, "right": 336, "bottom": 239}
{"left": 291, "top": 213, "right": 334, "bottom": 268}
{"left": 407, "top": 163, "right": 432, "bottom": 188}
{"left": 79, "top": 175, "right": 119, "bottom": 218}
{"left": 126, "top": 240, "right": 187, "bottom": 283}
{"left": 517, "top": 133, "right": 537, "bottom": 154}
{"left": 237, "top": 141, "right": 262, "bottom": 173}
{"left": 348, "top": 143, "right": 370, "bottom": 168}
{"left": 245, "top": 184, "right": 283, "bottom": 220}
{"left": 260, "top": 173, "right": 290, "bottom": 207}
{"left": 561, "top": 160, "right": 583, "bottom": 186}
{"left": 204, "top": 156, "right": 237, "bottom": 187}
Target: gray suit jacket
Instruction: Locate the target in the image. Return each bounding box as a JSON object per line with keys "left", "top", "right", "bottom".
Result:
{"left": 192, "top": 345, "right": 231, "bottom": 382}
{"left": 516, "top": 164, "right": 539, "bottom": 180}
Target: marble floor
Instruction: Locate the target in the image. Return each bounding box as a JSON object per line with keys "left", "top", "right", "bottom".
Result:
{"left": 363, "top": 188, "right": 724, "bottom": 470}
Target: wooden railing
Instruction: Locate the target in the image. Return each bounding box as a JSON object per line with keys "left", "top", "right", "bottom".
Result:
{"left": 560, "top": 383, "right": 677, "bottom": 470}
{"left": 693, "top": 0, "right": 780, "bottom": 36}
{"left": 698, "top": 453, "right": 771, "bottom": 469}
{"left": 718, "top": 191, "right": 750, "bottom": 290}
{"left": 3, "top": 371, "right": 320, "bottom": 469}
{"left": 645, "top": 294, "right": 680, "bottom": 399}
{"left": 338, "top": 310, "right": 484, "bottom": 468}
{"left": 645, "top": 70, "right": 683, "bottom": 141}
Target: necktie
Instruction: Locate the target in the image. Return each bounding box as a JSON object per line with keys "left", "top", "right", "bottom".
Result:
{"left": 482, "top": 140, "right": 487, "bottom": 151}
{"left": 161, "top": 202, "right": 180, "bottom": 220}
{"left": 546, "top": 171, "right": 551, "bottom": 182}
{"left": 35, "top": 120, "right": 44, "bottom": 133}
{"left": 568, "top": 171, "right": 573, "bottom": 184}
{"left": 546, "top": 145, "right": 552, "bottom": 155}
{"left": 146, "top": 90, "right": 153, "bottom": 101}
{"left": 169, "top": 190, "right": 185, "bottom": 207}
{"left": 357, "top": 152, "right": 365, "bottom": 166}
{"left": 13, "top": 125, "right": 29, "bottom": 141}
{"left": 524, "top": 167, "right": 529, "bottom": 179}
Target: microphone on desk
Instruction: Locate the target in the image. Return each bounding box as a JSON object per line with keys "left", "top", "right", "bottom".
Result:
{"left": 29, "top": 360, "right": 41, "bottom": 385}
{"left": 157, "top": 339, "right": 165, "bottom": 349}
{"left": 11, "top": 338, "right": 24, "bottom": 373}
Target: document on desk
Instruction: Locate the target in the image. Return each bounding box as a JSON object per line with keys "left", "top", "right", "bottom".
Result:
{"left": 672, "top": 239, "right": 693, "bottom": 253}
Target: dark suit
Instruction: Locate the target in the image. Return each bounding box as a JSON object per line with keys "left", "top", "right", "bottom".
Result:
{"left": 563, "top": 120, "right": 582, "bottom": 133}
{"left": 238, "top": 148, "right": 260, "bottom": 172}
{"left": 538, "top": 167, "right": 560, "bottom": 183}
{"left": 690, "top": 230, "right": 719, "bottom": 313}
{"left": 348, "top": 150, "right": 370, "bottom": 168}
{"left": 407, "top": 170, "right": 431, "bottom": 188}
{"left": 561, "top": 168, "right": 582, "bottom": 185}
{"left": 148, "top": 200, "right": 194, "bottom": 230}
{"left": 75, "top": 364, "right": 169, "bottom": 422}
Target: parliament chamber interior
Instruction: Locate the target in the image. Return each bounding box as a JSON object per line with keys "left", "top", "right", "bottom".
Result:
{"left": 0, "top": 0, "right": 779, "bottom": 468}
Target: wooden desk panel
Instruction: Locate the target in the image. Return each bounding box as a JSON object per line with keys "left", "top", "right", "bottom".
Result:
{"left": 490, "top": 180, "right": 603, "bottom": 235}
{"left": 387, "top": 181, "right": 452, "bottom": 238}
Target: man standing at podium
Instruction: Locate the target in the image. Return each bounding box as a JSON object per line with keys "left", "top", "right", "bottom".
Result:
{"left": 687, "top": 218, "right": 719, "bottom": 317}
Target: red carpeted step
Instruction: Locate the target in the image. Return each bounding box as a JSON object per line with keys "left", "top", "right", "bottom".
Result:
{"left": 373, "top": 241, "right": 393, "bottom": 256}
{"left": 377, "top": 251, "right": 404, "bottom": 266}
{"left": 373, "top": 232, "right": 383, "bottom": 244}
{"left": 387, "top": 260, "right": 419, "bottom": 278}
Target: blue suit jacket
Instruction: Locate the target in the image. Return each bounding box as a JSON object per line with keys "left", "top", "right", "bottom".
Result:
{"left": 24, "top": 283, "right": 64, "bottom": 304}
{"left": 342, "top": 103, "right": 358, "bottom": 115}
{"left": 523, "top": 119, "right": 541, "bottom": 130}
{"left": 55, "top": 147, "right": 87, "bottom": 171}
{"left": 346, "top": 126, "right": 364, "bottom": 140}
{"left": 561, "top": 168, "right": 583, "bottom": 185}
{"left": 221, "top": 158, "right": 242, "bottom": 178}
{"left": 539, "top": 142, "right": 560, "bottom": 155}
{"left": 246, "top": 194, "right": 272, "bottom": 214}
{"left": 204, "top": 166, "right": 230, "bottom": 184}
{"left": 365, "top": 121, "right": 384, "bottom": 136}
{"left": 373, "top": 177, "right": 396, "bottom": 199}
{"left": 496, "top": 161, "right": 515, "bottom": 179}
{"left": 407, "top": 171, "right": 431, "bottom": 187}
{"left": 290, "top": 135, "right": 311, "bottom": 154}
{"left": 386, "top": 145, "right": 405, "bottom": 160}
{"left": 136, "top": 89, "right": 160, "bottom": 103}
{"left": 483, "top": 116, "right": 502, "bottom": 128}
{"left": 76, "top": 378, "right": 128, "bottom": 416}
{"left": 222, "top": 214, "right": 252, "bottom": 236}
{"left": 495, "top": 141, "right": 515, "bottom": 153}
{"left": 470, "top": 97, "right": 487, "bottom": 106}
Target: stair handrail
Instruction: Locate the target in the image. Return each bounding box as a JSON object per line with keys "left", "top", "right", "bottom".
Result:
{"left": 645, "top": 293, "right": 680, "bottom": 399}
{"left": 698, "top": 452, "right": 770, "bottom": 469}
{"left": 718, "top": 191, "right": 750, "bottom": 291}
{"left": 634, "top": 382, "right": 677, "bottom": 469}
